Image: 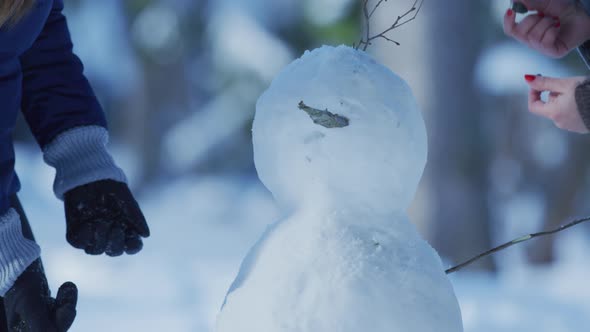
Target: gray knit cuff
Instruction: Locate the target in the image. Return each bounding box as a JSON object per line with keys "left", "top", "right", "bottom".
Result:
{"left": 0, "top": 209, "right": 41, "bottom": 296}
{"left": 43, "top": 126, "right": 128, "bottom": 200}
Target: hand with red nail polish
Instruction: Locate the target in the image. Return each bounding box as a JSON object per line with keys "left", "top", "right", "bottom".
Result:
{"left": 524, "top": 74, "right": 589, "bottom": 133}
{"left": 503, "top": 0, "right": 590, "bottom": 58}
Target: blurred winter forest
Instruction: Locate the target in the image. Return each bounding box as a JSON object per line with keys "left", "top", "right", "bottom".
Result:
{"left": 12, "top": 0, "right": 590, "bottom": 331}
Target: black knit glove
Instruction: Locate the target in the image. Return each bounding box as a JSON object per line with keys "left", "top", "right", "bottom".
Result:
{"left": 3, "top": 261, "right": 77, "bottom": 332}
{"left": 64, "top": 180, "right": 150, "bottom": 256}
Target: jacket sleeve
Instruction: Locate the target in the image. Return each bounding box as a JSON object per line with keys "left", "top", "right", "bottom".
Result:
{"left": 19, "top": 0, "right": 107, "bottom": 149}
{"left": 579, "top": 0, "right": 590, "bottom": 69}
{"left": 579, "top": 42, "right": 590, "bottom": 69}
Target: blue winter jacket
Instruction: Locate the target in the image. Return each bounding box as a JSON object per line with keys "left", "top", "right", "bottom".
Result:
{"left": 579, "top": 0, "right": 590, "bottom": 68}
{"left": 0, "top": 0, "right": 106, "bottom": 212}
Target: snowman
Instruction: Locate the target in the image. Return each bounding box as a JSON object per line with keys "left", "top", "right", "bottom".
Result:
{"left": 216, "top": 45, "right": 463, "bottom": 332}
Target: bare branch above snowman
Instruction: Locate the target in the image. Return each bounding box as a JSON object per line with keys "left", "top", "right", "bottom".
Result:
{"left": 355, "top": 0, "right": 425, "bottom": 51}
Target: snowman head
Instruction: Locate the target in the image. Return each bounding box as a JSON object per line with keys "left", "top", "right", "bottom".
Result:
{"left": 253, "top": 46, "right": 427, "bottom": 213}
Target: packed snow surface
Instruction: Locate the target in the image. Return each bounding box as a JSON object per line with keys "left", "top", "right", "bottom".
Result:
{"left": 216, "top": 45, "right": 463, "bottom": 332}
{"left": 16, "top": 146, "right": 590, "bottom": 332}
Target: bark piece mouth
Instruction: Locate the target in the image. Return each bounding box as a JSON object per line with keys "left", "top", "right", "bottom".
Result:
{"left": 298, "top": 101, "right": 350, "bottom": 129}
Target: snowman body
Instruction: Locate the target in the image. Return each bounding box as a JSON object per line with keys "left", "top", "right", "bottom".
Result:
{"left": 216, "top": 45, "right": 463, "bottom": 332}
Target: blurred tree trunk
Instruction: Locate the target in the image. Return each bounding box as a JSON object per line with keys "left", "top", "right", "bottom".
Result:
{"left": 118, "top": 0, "right": 206, "bottom": 189}
{"left": 424, "top": 1, "right": 496, "bottom": 271}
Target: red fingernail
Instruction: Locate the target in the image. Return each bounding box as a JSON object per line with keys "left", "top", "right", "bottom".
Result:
{"left": 507, "top": 9, "right": 513, "bottom": 17}
{"left": 525, "top": 74, "right": 536, "bottom": 82}
{"left": 554, "top": 21, "right": 561, "bottom": 28}
{"left": 538, "top": 12, "right": 545, "bottom": 17}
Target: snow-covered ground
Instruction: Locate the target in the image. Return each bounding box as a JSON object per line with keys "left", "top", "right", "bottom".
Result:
{"left": 454, "top": 233, "right": 590, "bottom": 332}
{"left": 13, "top": 144, "right": 590, "bottom": 332}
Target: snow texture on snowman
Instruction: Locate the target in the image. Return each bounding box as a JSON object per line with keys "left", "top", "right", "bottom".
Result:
{"left": 216, "top": 45, "right": 463, "bottom": 332}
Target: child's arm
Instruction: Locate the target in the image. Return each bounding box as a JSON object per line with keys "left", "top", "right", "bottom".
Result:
{"left": 18, "top": 0, "right": 149, "bottom": 256}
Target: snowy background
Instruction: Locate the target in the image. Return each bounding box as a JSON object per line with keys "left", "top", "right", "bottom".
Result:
{"left": 10, "top": 0, "right": 590, "bottom": 331}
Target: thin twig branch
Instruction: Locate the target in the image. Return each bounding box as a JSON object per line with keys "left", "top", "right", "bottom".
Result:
{"left": 355, "top": 0, "right": 424, "bottom": 51}
{"left": 369, "top": 0, "right": 387, "bottom": 18}
{"left": 445, "top": 216, "right": 590, "bottom": 274}
{"left": 362, "top": 0, "right": 370, "bottom": 49}
{"left": 377, "top": 34, "right": 400, "bottom": 45}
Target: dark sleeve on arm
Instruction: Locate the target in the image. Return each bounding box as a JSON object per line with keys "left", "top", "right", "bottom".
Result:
{"left": 575, "top": 78, "right": 590, "bottom": 130}
{"left": 579, "top": 42, "right": 590, "bottom": 69}
{"left": 578, "top": 1, "right": 590, "bottom": 69}
{"left": 19, "top": 0, "right": 107, "bottom": 149}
